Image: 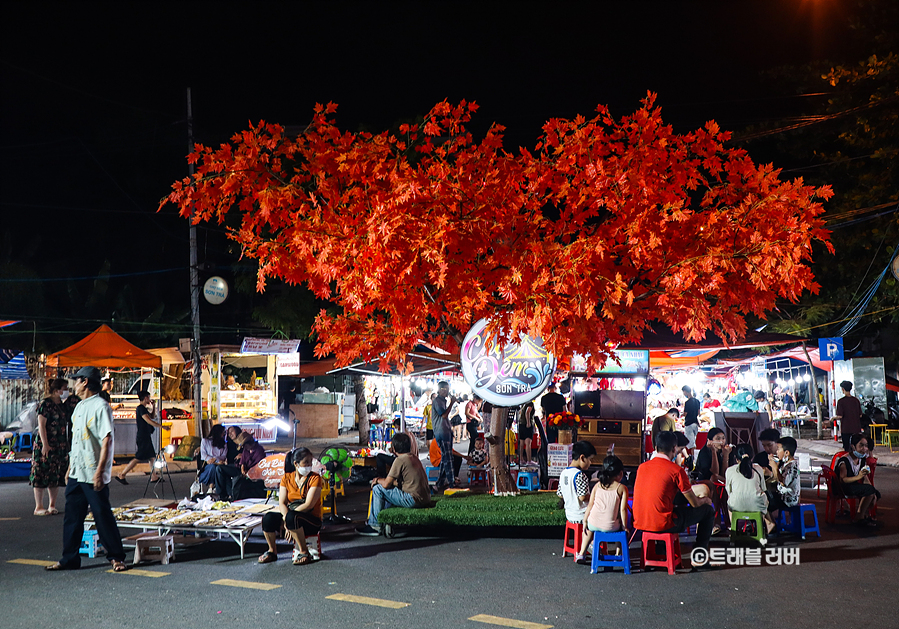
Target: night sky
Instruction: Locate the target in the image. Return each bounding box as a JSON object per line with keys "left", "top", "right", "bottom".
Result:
{"left": 0, "top": 1, "right": 864, "bottom": 350}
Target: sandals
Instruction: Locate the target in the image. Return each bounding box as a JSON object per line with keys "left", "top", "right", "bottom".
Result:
{"left": 114, "top": 476, "right": 128, "bottom": 485}
{"left": 110, "top": 560, "right": 128, "bottom": 572}
{"left": 47, "top": 508, "right": 59, "bottom": 515}
{"left": 292, "top": 550, "right": 313, "bottom": 565}
{"left": 34, "top": 510, "right": 49, "bottom": 516}
{"left": 45, "top": 562, "right": 73, "bottom": 571}
{"left": 258, "top": 550, "right": 278, "bottom": 564}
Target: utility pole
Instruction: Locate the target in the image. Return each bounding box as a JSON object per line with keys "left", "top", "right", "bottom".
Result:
{"left": 188, "top": 88, "right": 204, "bottom": 441}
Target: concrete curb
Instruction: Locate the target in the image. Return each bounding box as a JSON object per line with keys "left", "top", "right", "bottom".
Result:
{"left": 797, "top": 438, "right": 899, "bottom": 468}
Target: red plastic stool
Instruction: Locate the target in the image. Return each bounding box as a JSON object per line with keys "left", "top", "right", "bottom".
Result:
{"left": 548, "top": 478, "right": 559, "bottom": 491}
{"left": 562, "top": 521, "right": 583, "bottom": 561}
{"left": 640, "top": 532, "right": 682, "bottom": 575}
{"left": 468, "top": 468, "right": 488, "bottom": 486}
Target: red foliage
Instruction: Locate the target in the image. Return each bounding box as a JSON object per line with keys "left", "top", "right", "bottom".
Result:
{"left": 161, "top": 94, "right": 832, "bottom": 372}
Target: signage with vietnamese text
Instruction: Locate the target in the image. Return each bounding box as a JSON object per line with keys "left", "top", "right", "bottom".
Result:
{"left": 548, "top": 443, "right": 573, "bottom": 477}
{"left": 277, "top": 353, "right": 301, "bottom": 375}
{"left": 246, "top": 453, "right": 286, "bottom": 488}
{"left": 240, "top": 337, "right": 301, "bottom": 355}
{"left": 460, "top": 318, "right": 556, "bottom": 407}
{"left": 203, "top": 276, "right": 229, "bottom": 305}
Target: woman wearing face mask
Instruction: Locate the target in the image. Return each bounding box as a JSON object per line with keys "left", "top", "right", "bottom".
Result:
{"left": 693, "top": 427, "right": 734, "bottom": 533}
{"left": 30, "top": 379, "right": 71, "bottom": 516}
{"left": 837, "top": 434, "right": 880, "bottom": 527}
{"left": 258, "top": 447, "right": 323, "bottom": 565}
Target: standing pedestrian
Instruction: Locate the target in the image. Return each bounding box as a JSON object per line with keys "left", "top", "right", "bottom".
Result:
{"left": 465, "top": 394, "right": 481, "bottom": 456}
{"left": 46, "top": 366, "right": 127, "bottom": 572}
{"left": 833, "top": 381, "right": 863, "bottom": 452}
{"left": 682, "top": 386, "right": 700, "bottom": 452}
{"left": 31, "top": 378, "right": 71, "bottom": 516}
{"left": 115, "top": 390, "right": 167, "bottom": 484}
{"left": 431, "top": 380, "right": 458, "bottom": 491}
{"left": 99, "top": 374, "right": 113, "bottom": 403}
{"left": 540, "top": 383, "right": 566, "bottom": 444}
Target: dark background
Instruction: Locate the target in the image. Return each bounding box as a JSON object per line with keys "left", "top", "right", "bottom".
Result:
{"left": 1, "top": 1, "right": 892, "bottom": 355}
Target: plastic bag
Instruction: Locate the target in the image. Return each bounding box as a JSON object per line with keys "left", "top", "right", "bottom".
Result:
{"left": 8, "top": 401, "right": 38, "bottom": 433}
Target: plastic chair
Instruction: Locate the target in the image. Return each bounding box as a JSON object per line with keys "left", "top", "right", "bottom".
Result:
{"left": 14, "top": 432, "right": 33, "bottom": 451}
{"left": 562, "top": 521, "right": 583, "bottom": 561}
{"left": 640, "top": 532, "right": 682, "bottom": 575}
{"left": 730, "top": 511, "right": 765, "bottom": 544}
{"left": 425, "top": 466, "right": 440, "bottom": 484}
{"left": 517, "top": 471, "right": 539, "bottom": 491}
{"left": 778, "top": 504, "right": 820, "bottom": 539}
{"left": 826, "top": 457, "right": 879, "bottom": 520}
{"left": 590, "top": 530, "right": 631, "bottom": 574}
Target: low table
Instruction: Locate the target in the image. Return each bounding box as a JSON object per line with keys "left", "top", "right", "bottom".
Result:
{"left": 111, "top": 520, "right": 262, "bottom": 559}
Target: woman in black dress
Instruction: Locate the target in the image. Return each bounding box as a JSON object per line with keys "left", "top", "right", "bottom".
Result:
{"left": 31, "top": 378, "right": 71, "bottom": 515}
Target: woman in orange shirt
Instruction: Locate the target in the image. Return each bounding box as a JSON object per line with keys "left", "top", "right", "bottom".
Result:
{"left": 258, "top": 448, "right": 323, "bottom": 565}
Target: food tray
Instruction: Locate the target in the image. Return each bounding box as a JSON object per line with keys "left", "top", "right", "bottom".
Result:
{"left": 140, "top": 509, "right": 185, "bottom": 524}
{"left": 164, "top": 511, "right": 209, "bottom": 526}
{"left": 196, "top": 512, "right": 246, "bottom": 527}
{"left": 225, "top": 515, "right": 263, "bottom": 528}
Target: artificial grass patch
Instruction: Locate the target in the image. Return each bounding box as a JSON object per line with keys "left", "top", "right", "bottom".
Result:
{"left": 376, "top": 491, "right": 567, "bottom": 527}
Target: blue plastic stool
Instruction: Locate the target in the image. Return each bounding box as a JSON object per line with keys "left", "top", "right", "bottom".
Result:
{"left": 79, "top": 531, "right": 104, "bottom": 558}
{"left": 778, "top": 504, "right": 820, "bottom": 540}
{"left": 590, "top": 530, "right": 631, "bottom": 574}
{"left": 517, "top": 471, "right": 539, "bottom": 491}
{"left": 426, "top": 466, "right": 440, "bottom": 484}
{"left": 468, "top": 468, "right": 488, "bottom": 486}
{"left": 14, "top": 432, "right": 33, "bottom": 452}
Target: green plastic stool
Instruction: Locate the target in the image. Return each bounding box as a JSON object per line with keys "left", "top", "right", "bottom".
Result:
{"left": 730, "top": 511, "right": 765, "bottom": 544}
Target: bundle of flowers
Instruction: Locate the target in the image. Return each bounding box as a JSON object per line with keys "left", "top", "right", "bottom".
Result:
{"left": 547, "top": 411, "right": 587, "bottom": 429}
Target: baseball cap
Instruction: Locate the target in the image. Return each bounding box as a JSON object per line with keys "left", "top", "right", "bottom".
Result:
{"left": 71, "top": 366, "right": 102, "bottom": 382}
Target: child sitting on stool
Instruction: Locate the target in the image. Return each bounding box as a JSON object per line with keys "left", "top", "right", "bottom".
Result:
{"left": 557, "top": 440, "right": 597, "bottom": 564}
{"left": 583, "top": 455, "right": 628, "bottom": 557}
{"left": 469, "top": 436, "right": 489, "bottom": 469}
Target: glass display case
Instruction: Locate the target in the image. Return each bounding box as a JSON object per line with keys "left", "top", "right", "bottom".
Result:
{"left": 220, "top": 389, "right": 275, "bottom": 419}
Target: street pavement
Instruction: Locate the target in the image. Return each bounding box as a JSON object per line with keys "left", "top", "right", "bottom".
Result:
{"left": 1, "top": 436, "right": 895, "bottom": 629}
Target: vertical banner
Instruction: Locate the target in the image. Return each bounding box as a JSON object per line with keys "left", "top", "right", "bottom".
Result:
{"left": 208, "top": 351, "right": 220, "bottom": 421}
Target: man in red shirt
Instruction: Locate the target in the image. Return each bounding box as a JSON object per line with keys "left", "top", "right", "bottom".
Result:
{"left": 633, "top": 431, "right": 716, "bottom": 562}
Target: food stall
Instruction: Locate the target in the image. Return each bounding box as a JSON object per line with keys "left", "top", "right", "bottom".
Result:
{"left": 202, "top": 340, "right": 291, "bottom": 444}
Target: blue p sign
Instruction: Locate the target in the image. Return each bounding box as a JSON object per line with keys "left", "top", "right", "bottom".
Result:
{"left": 818, "top": 337, "right": 844, "bottom": 362}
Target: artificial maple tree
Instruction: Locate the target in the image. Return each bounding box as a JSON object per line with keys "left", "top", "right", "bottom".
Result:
{"left": 162, "top": 94, "right": 831, "bottom": 492}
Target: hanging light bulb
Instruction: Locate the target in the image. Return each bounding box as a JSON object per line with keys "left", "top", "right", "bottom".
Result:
{"left": 803, "top": 373, "right": 811, "bottom": 382}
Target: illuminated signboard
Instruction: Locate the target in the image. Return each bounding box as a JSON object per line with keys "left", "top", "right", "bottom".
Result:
{"left": 460, "top": 318, "right": 556, "bottom": 407}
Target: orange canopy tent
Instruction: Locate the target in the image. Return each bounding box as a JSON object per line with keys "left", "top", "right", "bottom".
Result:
{"left": 47, "top": 325, "right": 162, "bottom": 369}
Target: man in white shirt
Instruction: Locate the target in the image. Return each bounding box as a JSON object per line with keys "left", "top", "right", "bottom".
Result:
{"left": 46, "top": 366, "right": 127, "bottom": 572}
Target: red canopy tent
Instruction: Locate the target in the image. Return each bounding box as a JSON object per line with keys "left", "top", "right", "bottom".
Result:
{"left": 47, "top": 325, "right": 161, "bottom": 369}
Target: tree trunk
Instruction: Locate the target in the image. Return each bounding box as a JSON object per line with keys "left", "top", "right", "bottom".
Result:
{"left": 488, "top": 406, "right": 517, "bottom": 495}
{"left": 802, "top": 342, "right": 825, "bottom": 440}
{"left": 353, "top": 375, "right": 369, "bottom": 446}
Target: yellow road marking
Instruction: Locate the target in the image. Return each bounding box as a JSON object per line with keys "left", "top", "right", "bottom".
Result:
{"left": 211, "top": 578, "right": 281, "bottom": 591}
{"left": 469, "top": 614, "right": 553, "bottom": 629}
{"left": 326, "top": 593, "right": 409, "bottom": 609}
{"left": 8, "top": 559, "right": 55, "bottom": 567}
{"left": 0, "top": 517, "right": 21, "bottom": 521}
{"left": 109, "top": 568, "right": 170, "bottom": 577}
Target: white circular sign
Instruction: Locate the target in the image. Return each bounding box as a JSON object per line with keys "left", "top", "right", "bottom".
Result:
{"left": 203, "top": 276, "right": 229, "bottom": 305}
{"left": 460, "top": 318, "right": 557, "bottom": 407}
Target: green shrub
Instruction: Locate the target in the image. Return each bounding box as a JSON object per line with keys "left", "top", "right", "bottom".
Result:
{"left": 377, "top": 491, "right": 567, "bottom": 527}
